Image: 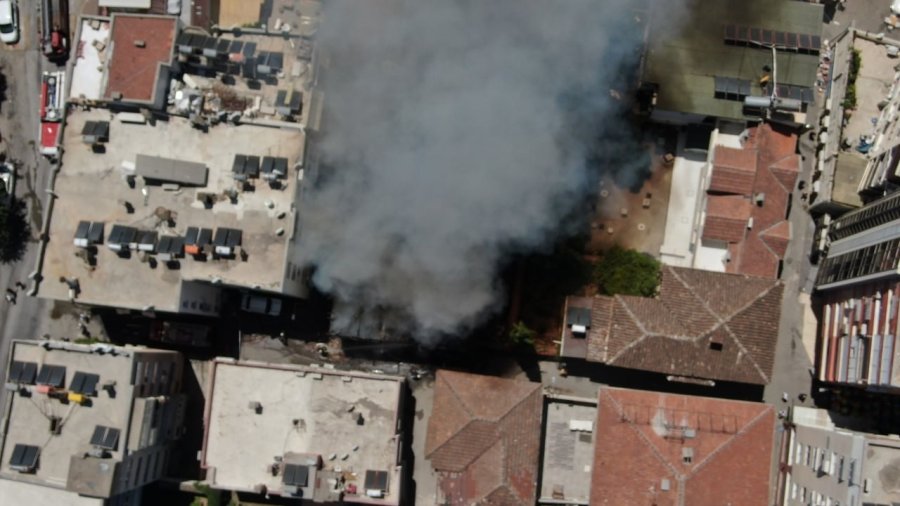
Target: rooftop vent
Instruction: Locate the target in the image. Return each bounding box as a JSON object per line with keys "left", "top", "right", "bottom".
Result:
{"left": 248, "top": 401, "right": 263, "bottom": 414}
{"left": 134, "top": 40, "right": 146, "bottom": 48}
{"left": 660, "top": 478, "right": 671, "bottom": 491}
{"left": 682, "top": 447, "right": 694, "bottom": 464}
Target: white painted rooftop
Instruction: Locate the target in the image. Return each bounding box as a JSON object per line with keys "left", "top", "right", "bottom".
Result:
{"left": 660, "top": 133, "right": 707, "bottom": 267}
{"left": 70, "top": 18, "right": 111, "bottom": 102}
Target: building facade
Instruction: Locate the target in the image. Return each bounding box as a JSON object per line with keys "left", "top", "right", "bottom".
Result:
{"left": 782, "top": 407, "right": 900, "bottom": 506}
{"left": 814, "top": 191, "right": 900, "bottom": 391}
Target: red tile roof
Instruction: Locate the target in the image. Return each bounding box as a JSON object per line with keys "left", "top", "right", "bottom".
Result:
{"left": 105, "top": 15, "right": 177, "bottom": 102}
{"left": 590, "top": 387, "right": 775, "bottom": 506}
{"left": 709, "top": 146, "right": 757, "bottom": 195}
{"left": 426, "top": 371, "right": 542, "bottom": 506}
{"left": 703, "top": 195, "right": 751, "bottom": 243}
{"left": 566, "top": 266, "right": 783, "bottom": 385}
{"left": 703, "top": 123, "right": 798, "bottom": 278}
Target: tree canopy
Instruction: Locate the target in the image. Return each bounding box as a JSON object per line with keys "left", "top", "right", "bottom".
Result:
{"left": 593, "top": 246, "right": 660, "bottom": 297}
{"left": 0, "top": 197, "right": 30, "bottom": 264}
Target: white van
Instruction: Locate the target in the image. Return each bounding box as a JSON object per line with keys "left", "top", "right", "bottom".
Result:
{"left": 0, "top": 1, "right": 18, "bottom": 45}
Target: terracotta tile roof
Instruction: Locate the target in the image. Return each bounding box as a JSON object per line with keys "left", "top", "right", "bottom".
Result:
{"left": 590, "top": 387, "right": 775, "bottom": 506}
{"left": 709, "top": 146, "right": 757, "bottom": 195}
{"left": 769, "top": 154, "right": 801, "bottom": 192}
{"left": 564, "top": 266, "right": 783, "bottom": 385}
{"left": 759, "top": 221, "right": 791, "bottom": 258}
{"left": 105, "top": 15, "right": 177, "bottom": 102}
{"left": 703, "top": 195, "right": 751, "bottom": 243}
{"left": 703, "top": 123, "right": 797, "bottom": 278}
{"left": 426, "top": 371, "right": 542, "bottom": 506}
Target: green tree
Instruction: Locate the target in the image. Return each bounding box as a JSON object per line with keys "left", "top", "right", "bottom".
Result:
{"left": 0, "top": 198, "right": 30, "bottom": 263}
{"left": 508, "top": 321, "right": 536, "bottom": 348}
{"left": 593, "top": 246, "right": 660, "bottom": 297}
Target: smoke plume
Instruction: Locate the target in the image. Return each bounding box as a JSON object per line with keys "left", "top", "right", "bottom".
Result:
{"left": 299, "top": 0, "right": 652, "bottom": 341}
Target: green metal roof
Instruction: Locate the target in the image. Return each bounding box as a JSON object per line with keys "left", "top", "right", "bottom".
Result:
{"left": 642, "top": 0, "right": 823, "bottom": 121}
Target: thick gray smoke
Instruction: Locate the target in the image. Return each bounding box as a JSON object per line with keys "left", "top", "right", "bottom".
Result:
{"left": 300, "top": 0, "right": 651, "bottom": 341}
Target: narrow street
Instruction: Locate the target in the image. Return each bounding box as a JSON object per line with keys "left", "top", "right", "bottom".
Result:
{"left": 0, "top": 1, "right": 56, "bottom": 406}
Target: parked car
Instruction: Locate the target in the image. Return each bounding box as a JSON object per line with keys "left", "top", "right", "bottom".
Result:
{"left": 0, "top": 161, "right": 15, "bottom": 205}
{"left": 0, "top": 1, "right": 19, "bottom": 45}
{"left": 240, "top": 293, "right": 283, "bottom": 316}
{"left": 894, "top": 0, "right": 900, "bottom": 15}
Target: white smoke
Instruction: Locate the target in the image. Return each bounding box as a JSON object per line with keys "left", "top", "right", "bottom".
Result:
{"left": 299, "top": 0, "right": 655, "bottom": 341}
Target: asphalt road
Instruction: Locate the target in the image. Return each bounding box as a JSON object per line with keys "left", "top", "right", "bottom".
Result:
{"left": 0, "top": 0, "right": 58, "bottom": 410}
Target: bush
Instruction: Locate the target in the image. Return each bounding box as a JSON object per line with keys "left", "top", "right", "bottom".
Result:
{"left": 842, "top": 48, "right": 862, "bottom": 110}
{"left": 508, "top": 321, "right": 536, "bottom": 348}
{"left": 593, "top": 246, "right": 660, "bottom": 297}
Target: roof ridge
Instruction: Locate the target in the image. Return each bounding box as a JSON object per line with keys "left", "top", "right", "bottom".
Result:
{"left": 664, "top": 267, "right": 729, "bottom": 338}
{"left": 441, "top": 372, "right": 477, "bottom": 418}
{"left": 606, "top": 296, "right": 651, "bottom": 362}
{"left": 758, "top": 219, "right": 790, "bottom": 238}
{"left": 427, "top": 373, "right": 481, "bottom": 459}
{"left": 431, "top": 419, "right": 499, "bottom": 471}
{"left": 686, "top": 406, "right": 774, "bottom": 478}
{"left": 597, "top": 296, "right": 616, "bottom": 362}
{"left": 756, "top": 221, "right": 790, "bottom": 265}
{"left": 766, "top": 156, "right": 797, "bottom": 194}
{"left": 602, "top": 391, "right": 681, "bottom": 479}
{"left": 716, "top": 281, "right": 781, "bottom": 383}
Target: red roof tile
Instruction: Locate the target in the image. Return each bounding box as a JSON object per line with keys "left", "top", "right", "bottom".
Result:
{"left": 105, "top": 15, "right": 177, "bottom": 102}
{"left": 703, "top": 124, "right": 797, "bottom": 278}
{"left": 563, "top": 266, "right": 783, "bottom": 385}
{"left": 709, "top": 146, "right": 757, "bottom": 195}
{"left": 590, "top": 388, "right": 775, "bottom": 506}
{"left": 427, "top": 371, "right": 542, "bottom": 506}
{"left": 769, "top": 154, "right": 801, "bottom": 192}
{"left": 703, "top": 195, "right": 751, "bottom": 243}
{"left": 759, "top": 221, "right": 791, "bottom": 258}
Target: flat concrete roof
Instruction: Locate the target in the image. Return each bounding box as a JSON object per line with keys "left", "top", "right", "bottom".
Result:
{"left": 539, "top": 398, "right": 596, "bottom": 505}
{"left": 70, "top": 17, "right": 111, "bottom": 102}
{"left": 178, "top": 32, "right": 315, "bottom": 126}
{"left": 0, "top": 478, "right": 103, "bottom": 505}
{"left": 202, "top": 360, "right": 404, "bottom": 504}
{"left": 105, "top": 15, "right": 177, "bottom": 102}
{"left": 831, "top": 153, "right": 866, "bottom": 208}
{"left": 660, "top": 134, "right": 706, "bottom": 266}
{"left": 0, "top": 342, "right": 139, "bottom": 491}
{"left": 862, "top": 435, "right": 900, "bottom": 504}
{"left": 643, "top": 0, "right": 822, "bottom": 121}
{"left": 42, "top": 109, "right": 304, "bottom": 313}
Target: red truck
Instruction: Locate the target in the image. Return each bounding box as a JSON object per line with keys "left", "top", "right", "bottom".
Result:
{"left": 40, "top": 0, "right": 69, "bottom": 60}
{"left": 39, "top": 71, "right": 64, "bottom": 159}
